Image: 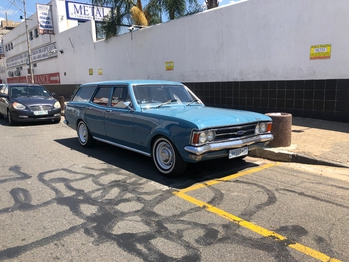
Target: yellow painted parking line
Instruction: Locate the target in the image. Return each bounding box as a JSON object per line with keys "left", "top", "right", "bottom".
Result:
{"left": 173, "top": 163, "right": 342, "bottom": 262}
{"left": 179, "top": 162, "right": 278, "bottom": 194}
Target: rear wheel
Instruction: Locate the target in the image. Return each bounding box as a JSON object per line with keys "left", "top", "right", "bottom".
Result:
{"left": 152, "top": 136, "right": 187, "bottom": 177}
{"left": 0, "top": 113, "right": 3, "bottom": 119}
{"left": 77, "top": 120, "right": 95, "bottom": 147}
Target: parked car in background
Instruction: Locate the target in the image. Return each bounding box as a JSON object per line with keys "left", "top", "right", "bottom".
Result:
{"left": 0, "top": 83, "right": 61, "bottom": 125}
{"left": 64, "top": 80, "right": 273, "bottom": 177}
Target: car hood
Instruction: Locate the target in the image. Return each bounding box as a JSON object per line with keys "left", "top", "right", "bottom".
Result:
{"left": 13, "top": 96, "right": 56, "bottom": 106}
{"left": 144, "top": 106, "right": 272, "bottom": 129}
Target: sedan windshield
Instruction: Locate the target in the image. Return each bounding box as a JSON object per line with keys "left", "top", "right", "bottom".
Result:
{"left": 10, "top": 86, "right": 51, "bottom": 98}
{"left": 133, "top": 84, "right": 201, "bottom": 107}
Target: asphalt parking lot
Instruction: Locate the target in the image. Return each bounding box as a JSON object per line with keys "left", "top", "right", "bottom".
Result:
{"left": 0, "top": 120, "right": 348, "bottom": 261}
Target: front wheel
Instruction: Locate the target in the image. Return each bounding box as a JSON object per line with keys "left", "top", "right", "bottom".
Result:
{"left": 7, "top": 110, "right": 15, "bottom": 126}
{"left": 77, "top": 120, "right": 95, "bottom": 147}
{"left": 152, "top": 137, "right": 187, "bottom": 177}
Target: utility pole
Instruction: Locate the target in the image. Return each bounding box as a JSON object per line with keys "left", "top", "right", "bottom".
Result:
{"left": 23, "top": 0, "right": 34, "bottom": 83}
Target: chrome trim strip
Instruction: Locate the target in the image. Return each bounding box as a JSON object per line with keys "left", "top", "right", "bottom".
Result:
{"left": 184, "top": 133, "right": 274, "bottom": 155}
{"left": 93, "top": 137, "right": 151, "bottom": 157}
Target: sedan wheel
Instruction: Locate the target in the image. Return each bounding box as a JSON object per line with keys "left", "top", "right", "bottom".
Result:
{"left": 7, "top": 111, "right": 15, "bottom": 126}
{"left": 77, "top": 121, "right": 95, "bottom": 147}
{"left": 152, "top": 137, "right": 187, "bottom": 177}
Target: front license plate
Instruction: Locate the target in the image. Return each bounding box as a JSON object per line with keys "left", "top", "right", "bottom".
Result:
{"left": 229, "top": 147, "right": 248, "bottom": 159}
{"left": 34, "top": 110, "right": 48, "bottom": 115}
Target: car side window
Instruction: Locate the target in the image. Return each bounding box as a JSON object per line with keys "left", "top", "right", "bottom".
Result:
{"left": 72, "top": 86, "right": 96, "bottom": 102}
{"left": 92, "top": 86, "right": 111, "bottom": 106}
{"left": 111, "top": 85, "right": 131, "bottom": 108}
{"left": 111, "top": 86, "right": 124, "bottom": 106}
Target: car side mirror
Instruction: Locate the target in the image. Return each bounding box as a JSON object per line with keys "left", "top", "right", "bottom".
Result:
{"left": 123, "top": 101, "right": 134, "bottom": 111}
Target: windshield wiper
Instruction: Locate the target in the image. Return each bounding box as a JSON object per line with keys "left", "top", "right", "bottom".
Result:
{"left": 186, "top": 99, "right": 199, "bottom": 106}
{"left": 156, "top": 99, "right": 177, "bottom": 108}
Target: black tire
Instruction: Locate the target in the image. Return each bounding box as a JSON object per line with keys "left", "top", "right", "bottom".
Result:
{"left": 53, "top": 117, "right": 61, "bottom": 124}
{"left": 77, "top": 120, "right": 95, "bottom": 147}
{"left": 152, "top": 136, "right": 187, "bottom": 177}
{"left": 7, "top": 110, "right": 15, "bottom": 126}
{"left": 0, "top": 113, "right": 3, "bottom": 119}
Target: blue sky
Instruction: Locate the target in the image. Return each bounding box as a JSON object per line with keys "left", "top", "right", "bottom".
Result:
{"left": 0, "top": 0, "right": 240, "bottom": 23}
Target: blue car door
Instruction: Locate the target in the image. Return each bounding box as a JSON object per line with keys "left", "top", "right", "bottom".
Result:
{"left": 85, "top": 86, "right": 112, "bottom": 138}
{"left": 105, "top": 85, "right": 135, "bottom": 147}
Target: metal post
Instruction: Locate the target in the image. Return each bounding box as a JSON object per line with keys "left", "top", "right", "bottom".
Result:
{"left": 23, "top": 0, "right": 34, "bottom": 83}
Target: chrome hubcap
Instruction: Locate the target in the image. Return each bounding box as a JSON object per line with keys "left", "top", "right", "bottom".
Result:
{"left": 156, "top": 141, "right": 174, "bottom": 170}
{"left": 79, "top": 124, "right": 87, "bottom": 143}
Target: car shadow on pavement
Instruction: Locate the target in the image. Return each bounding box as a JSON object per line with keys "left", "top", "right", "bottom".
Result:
{"left": 54, "top": 137, "right": 259, "bottom": 189}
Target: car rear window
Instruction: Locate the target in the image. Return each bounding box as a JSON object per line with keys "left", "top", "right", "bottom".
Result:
{"left": 72, "top": 86, "right": 96, "bottom": 102}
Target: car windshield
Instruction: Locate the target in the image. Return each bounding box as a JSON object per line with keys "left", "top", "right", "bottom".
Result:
{"left": 133, "top": 84, "right": 201, "bottom": 107}
{"left": 10, "top": 86, "right": 51, "bottom": 98}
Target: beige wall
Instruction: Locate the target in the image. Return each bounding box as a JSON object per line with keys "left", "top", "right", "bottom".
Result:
{"left": 1, "top": 0, "right": 349, "bottom": 85}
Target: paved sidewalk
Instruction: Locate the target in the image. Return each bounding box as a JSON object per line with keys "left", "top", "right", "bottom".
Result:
{"left": 251, "top": 117, "right": 349, "bottom": 168}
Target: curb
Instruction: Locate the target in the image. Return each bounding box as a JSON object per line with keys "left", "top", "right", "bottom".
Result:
{"left": 250, "top": 148, "right": 349, "bottom": 168}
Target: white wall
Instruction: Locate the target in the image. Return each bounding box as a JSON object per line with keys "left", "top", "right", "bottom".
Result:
{"left": 1, "top": 0, "right": 349, "bottom": 84}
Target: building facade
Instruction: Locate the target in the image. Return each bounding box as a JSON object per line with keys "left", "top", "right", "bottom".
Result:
{"left": 0, "top": 0, "right": 348, "bottom": 122}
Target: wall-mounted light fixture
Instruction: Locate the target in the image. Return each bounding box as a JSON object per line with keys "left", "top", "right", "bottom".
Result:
{"left": 59, "top": 49, "right": 64, "bottom": 54}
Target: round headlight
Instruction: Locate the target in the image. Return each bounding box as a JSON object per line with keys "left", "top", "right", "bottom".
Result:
{"left": 206, "top": 130, "right": 215, "bottom": 142}
{"left": 259, "top": 123, "right": 267, "bottom": 133}
{"left": 199, "top": 132, "right": 207, "bottom": 144}
{"left": 255, "top": 124, "right": 260, "bottom": 134}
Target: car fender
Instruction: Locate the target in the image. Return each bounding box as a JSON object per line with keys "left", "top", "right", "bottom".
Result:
{"left": 147, "top": 120, "right": 195, "bottom": 157}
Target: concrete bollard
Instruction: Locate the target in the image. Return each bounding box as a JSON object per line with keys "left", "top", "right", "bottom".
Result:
{"left": 265, "top": 112, "right": 292, "bottom": 147}
{"left": 58, "top": 95, "right": 65, "bottom": 115}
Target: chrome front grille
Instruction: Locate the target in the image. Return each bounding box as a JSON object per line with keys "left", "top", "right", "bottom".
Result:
{"left": 30, "top": 105, "right": 52, "bottom": 111}
{"left": 213, "top": 123, "right": 256, "bottom": 142}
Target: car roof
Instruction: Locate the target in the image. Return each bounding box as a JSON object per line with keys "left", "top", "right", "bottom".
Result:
{"left": 80, "top": 80, "right": 183, "bottom": 86}
{"left": 6, "top": 83, "right": 44, "bottom": 87}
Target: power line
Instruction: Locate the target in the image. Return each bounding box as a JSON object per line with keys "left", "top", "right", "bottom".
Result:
{"left": 2, "top": 0, "right": 24, "bottom": 21}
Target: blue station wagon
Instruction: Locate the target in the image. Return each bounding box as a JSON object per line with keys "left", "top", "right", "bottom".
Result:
{"left": 64, "top": 80, "right": 273, "bottom": 177}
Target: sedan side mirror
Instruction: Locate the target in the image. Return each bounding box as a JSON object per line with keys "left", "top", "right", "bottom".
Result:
{"left": 111, "top": 100, "right": 134, "bottom": 111}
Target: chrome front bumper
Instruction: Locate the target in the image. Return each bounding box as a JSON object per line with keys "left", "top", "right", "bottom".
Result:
{"left": 184, "top": 133, "right": 274, "bottom": 155}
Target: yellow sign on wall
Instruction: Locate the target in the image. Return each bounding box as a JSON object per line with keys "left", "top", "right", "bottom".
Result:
{"left": 310, "top": 44, "right": 331, "bottom": 60}
{"left": 98, "top": 68, "right": 103, "bottom": 75}
{"left": 166, "top": 61, "right": 174, "bottom": 71}
{"left": 89, "top": 68, "right": 93, "bottom": 75}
